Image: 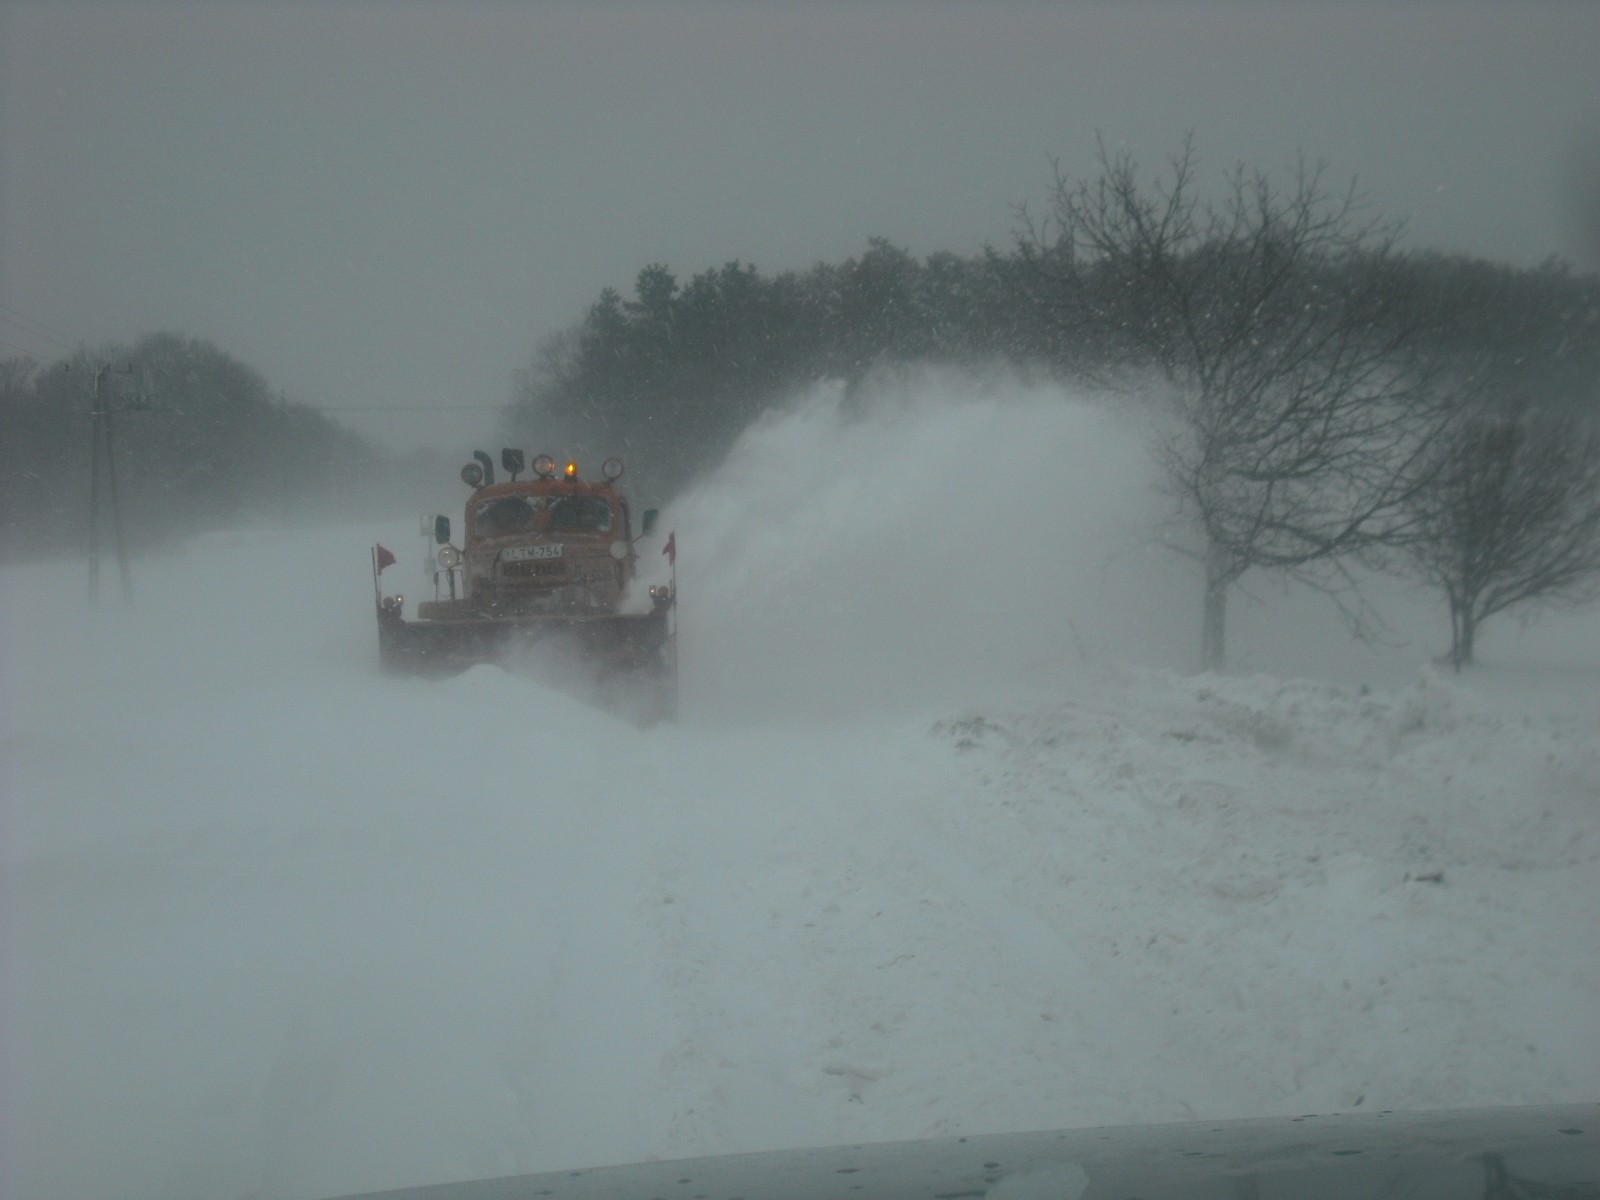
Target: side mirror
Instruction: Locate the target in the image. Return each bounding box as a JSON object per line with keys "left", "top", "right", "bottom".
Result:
{"left": 642, "top": 509, "right": 659, "bottom": 536}
{"left": 501, "top": 448, "right": 524, "bottom": 480}
{"left": 434, "top": 515, "right": 451, "bottom": 544}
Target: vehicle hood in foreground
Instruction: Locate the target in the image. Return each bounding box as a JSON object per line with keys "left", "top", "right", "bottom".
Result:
{"left": 327, "top": 1104, "right": 1596, "bottom": 1200}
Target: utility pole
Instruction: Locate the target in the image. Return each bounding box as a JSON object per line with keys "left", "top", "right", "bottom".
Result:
{"left": 88, "top": 366, "right": 103, "bottom": 602}
{"left": 86, "top": 362, "right": 135, "bottom": 605}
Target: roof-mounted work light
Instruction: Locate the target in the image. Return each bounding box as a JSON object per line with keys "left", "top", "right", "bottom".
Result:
{"left": 532, "top": 454, "right": 556, "bottom": 479}
{"left": 602, "top": 456, "right": 625, "bottom": 481}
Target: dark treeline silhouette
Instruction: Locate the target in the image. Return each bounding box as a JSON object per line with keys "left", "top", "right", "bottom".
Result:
{"left": 0, "top": 332, "right": 385, "bottom": 559}
{"left": 506, "top": 147, "right": 1600, "bottom": 667}
{"left": 4, "top": 145, "right": 1596, "bottom": 665}
{"left": 503, "top": 240, "right": 1056, "bottom": 501}
{"left": 506, "top": 233, "right": 1596, "bottom": 523}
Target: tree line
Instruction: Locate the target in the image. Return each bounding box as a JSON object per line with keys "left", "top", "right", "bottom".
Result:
{"left": 5, "top": 142, "right": 1596, "bottom": 668}
{"left": 504, "top": 241, "right": 1059, "bottom": 498}
{"left": 0, "top": 332, "right": 384, "bottom": 558}
{"left": 506, "top": 141, "right": 1600, "bottom": 670}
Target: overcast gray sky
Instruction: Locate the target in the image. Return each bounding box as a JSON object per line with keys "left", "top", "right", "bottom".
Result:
{"left": 3, "top": 1, "right": 1597, "bottom": 452}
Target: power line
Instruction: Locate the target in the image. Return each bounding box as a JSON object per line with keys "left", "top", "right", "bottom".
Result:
{"left": 309, "top": 403, "right": 504, "bottom": 413}
{"left": 0, "top": 299, "right": 77, "bottom": 339}
{"left": 0, "top": 304, "right": 80, "bottom": 354}
{"left": 0, "top": 333, "right": 48, "bottom": 359}
{"left": 0, "top": 318, "right": 76, "bottom": 358}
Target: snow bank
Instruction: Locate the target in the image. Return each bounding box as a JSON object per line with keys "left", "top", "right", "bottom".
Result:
{"left": 2, "top": 374, "right": 1597, "bottom": 1200}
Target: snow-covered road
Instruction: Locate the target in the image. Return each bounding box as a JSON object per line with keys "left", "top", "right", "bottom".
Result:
{"left": 4, "top": 381, "right": 1597, "bottom": 1200}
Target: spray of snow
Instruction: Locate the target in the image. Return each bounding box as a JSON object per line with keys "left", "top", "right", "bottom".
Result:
{"left": 2, "top": 371, "right": 1597, "bottom": 1200}
{"left": 657, "top": 374, "right": 1188, "bottom": 722}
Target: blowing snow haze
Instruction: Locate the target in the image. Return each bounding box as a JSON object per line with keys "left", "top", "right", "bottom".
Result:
{"left": 3, "top": 375, "right": 1599, "bottom": 1200}
{"left": 3, "top": 4, "right": 1600, "bottom": 1200}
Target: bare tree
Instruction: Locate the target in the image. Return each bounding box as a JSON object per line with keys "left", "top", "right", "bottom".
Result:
{"left": 1022, "top": 137, "right": 1439, "bottom": 668}
{"left": 1383, "top": 255, "right": 1600, "bottom": 669}
{"left": 1401, "top": 402, "right": 1600, "bottom": 669}
{"left": 1436, "top": 411, "right": 1600, "bottom": 668}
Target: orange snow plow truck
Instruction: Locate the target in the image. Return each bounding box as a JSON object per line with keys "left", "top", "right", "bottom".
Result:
{"left": 371, "top": 449, "right": 676, "bottom": 714}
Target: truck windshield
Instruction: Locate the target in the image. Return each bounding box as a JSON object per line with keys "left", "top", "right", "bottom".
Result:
{"left": 546, "top": 495, "right": 613, "bottom": 533}
{"left": 474, "top": 495, "right": 541, "bottom": 537}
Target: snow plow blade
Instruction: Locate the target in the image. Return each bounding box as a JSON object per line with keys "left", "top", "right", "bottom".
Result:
{"left": 377, "top": 601, "right": 677, "bottom": 721}
{"left": 377, "top": 602, "right": 673, "bottom": 680}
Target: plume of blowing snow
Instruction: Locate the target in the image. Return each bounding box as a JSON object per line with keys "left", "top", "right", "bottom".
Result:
{"left": 658, "top": 373, "right": 1190, "bottom": 723}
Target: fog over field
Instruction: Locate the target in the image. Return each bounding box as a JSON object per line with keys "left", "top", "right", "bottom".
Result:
{"left": 5, "top": 2, "right": 1598, "bottom": 1194}
{"left": 3, "top": 378, "right": 1597, "bottom": 1200}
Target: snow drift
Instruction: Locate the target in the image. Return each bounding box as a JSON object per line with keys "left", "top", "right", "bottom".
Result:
{"left": 2, "top": 375, "right": 1597, "bottom": 1200}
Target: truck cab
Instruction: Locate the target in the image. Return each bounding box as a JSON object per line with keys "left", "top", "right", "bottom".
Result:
{"left": 423, "top": 471, "right": 643, "bottom": 620}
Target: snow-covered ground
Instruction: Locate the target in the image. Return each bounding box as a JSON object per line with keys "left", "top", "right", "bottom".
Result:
{"left": 3, "top": 379, "right": 1597, "bottom": 1200}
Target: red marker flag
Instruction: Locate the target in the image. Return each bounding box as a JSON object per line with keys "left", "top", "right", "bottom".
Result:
{"left": 375, "top": 544, "right": 397, "bottom": 572}
{"left": 662, "top": 531, "right": 676, "bottom": 567}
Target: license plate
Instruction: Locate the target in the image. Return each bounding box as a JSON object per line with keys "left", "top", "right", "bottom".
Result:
{"left": 501, "top": 560, "right": 565, "bottom": 579}
{"left": 502, "top": 543, "right": 563, "bottom": 561}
